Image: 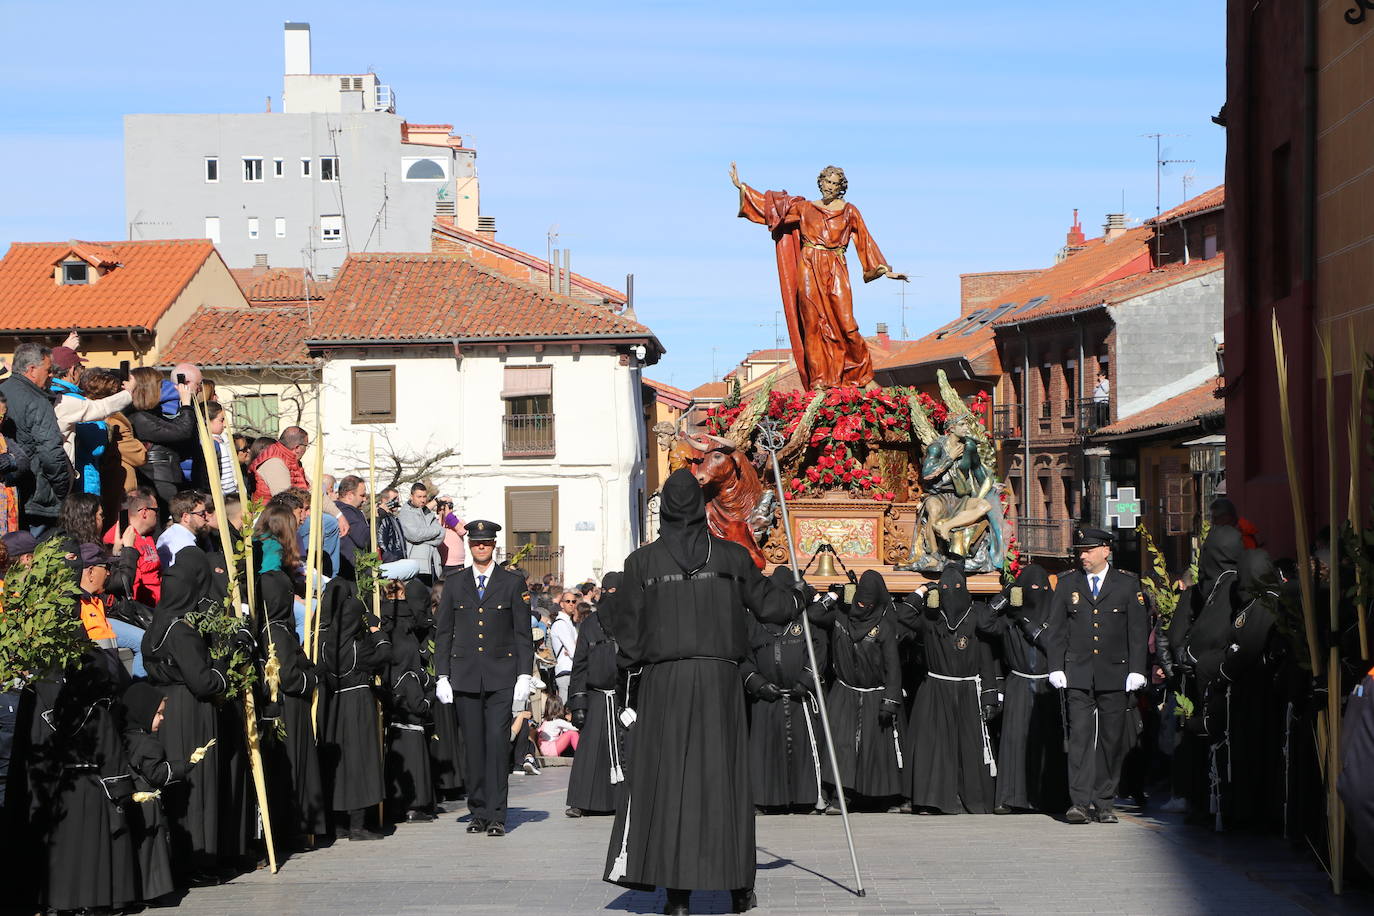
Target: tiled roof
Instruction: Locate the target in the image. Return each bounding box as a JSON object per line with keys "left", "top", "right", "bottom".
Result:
{"left": 644, "top": 377, "right": 692, "bottom": 409}
{"left": 230, "top": 267, "right": 332, "bottom": 304}
{"left": 876, "top": 324, "right": 998, "bottom": 372}
{"left": 305, "top": 253, "right": 657, "bottom": 346}
{"left": 690, "top": 381, "right": 728, "bottom": 401}
{"left": 0, "top": 239, "right": 219, "bottom": 332}
{"left": 1097, "top": 378, "right": 1223, "bottom": 435}
{"left": 159, "top": 306, "right": 314, "bottom": 368}
{"left": 745, "top": 348, "right": 793, "bottom": 362}
{"left": 1150, "top": 185, "right": 1224, "bottom": 224}
{"left": 1001, "top": 255, "right": 1224, "bottom": 325}
{"left": 432, "top": 221, "right": 627, "bottom": 305}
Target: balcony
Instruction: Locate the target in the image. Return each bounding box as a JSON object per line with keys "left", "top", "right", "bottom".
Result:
{"left": 496, "top": 544, "right": 564, "bottom": 583}
{"left": 1077, "top": 398, "right": 1111, "bottom": 436}
{"left": 993, "top": 403, "right": 1021, "bottom": 439}
{"left": 1016, "top": 517, "right": 1074, "bottom": 558}
{"left": 503, "top": 413, "right": 555, "bottom": 458}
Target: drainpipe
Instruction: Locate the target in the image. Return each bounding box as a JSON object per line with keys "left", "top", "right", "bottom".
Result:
{"left": 1022, "top": 329, "right": 1032, "bottom": 546}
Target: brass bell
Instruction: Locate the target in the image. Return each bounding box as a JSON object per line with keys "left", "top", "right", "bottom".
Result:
{"left": 1010, "top": 587, "right": 1023, "bottom": 607}
{"left": 813, "top": 551, "right": 838, "bottom": 578}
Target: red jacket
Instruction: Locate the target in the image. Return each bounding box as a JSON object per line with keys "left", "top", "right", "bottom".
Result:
{"left": 249, "top": 440, "right": 309, "bottom": 501}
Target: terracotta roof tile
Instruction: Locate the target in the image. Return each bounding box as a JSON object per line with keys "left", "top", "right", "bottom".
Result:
{"left": 159, "top": 306, "right": 313, "bottom": 368}
{"left": 690, "top": 381, "right": 728, "bottom": 400}
{"left": 306, "top": 253, "right": 657, "bottom": 345}
{"left": 1150, "top": 185, "right": 1224, "bottom": 224}
{"left": 1097, "top": 378, "right": 1223, "bottom": 435}
{"left": 432, "top": 221, "right": 627, "bottom": 305}
{"left": 230, "top": 267, "right": 333, "bottom": 304}
{"left": 64, "top": 242, "right": 122, "bottom": 268}
{"left": 0, "top": 239, "right": 219, "bottom": 332}
{"left": 1000, "top": 254, "right": 1224, "bottom": 325}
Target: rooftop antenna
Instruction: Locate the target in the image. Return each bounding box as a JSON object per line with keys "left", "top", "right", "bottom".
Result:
{"left": 1143, "top": 133, "right": 1193, "bottom": 263}
{"left": 712, "top": 346, "right": 720, "bottom": 382}
{"left": 755, "top": 310, "right": 784, "bottom": 349}
{"left": 1182, "top": 168, "right": 1197, "bottom": 201}
{"left": 546, "top": 225, "right": 559, "bottom": 291}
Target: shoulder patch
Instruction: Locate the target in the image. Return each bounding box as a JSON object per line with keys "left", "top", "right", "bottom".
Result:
{"left": 955, "top": 635, "right": 970, "bottom": 651}
{"left": 790, "top": 622, "right": 803, "bottom": 637}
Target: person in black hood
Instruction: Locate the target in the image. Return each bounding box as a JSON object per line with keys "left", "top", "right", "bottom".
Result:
{"left": 601, "top": 469, "right": 800, "bottom": 916}
{"left": 824, "top": 569, "right": 904, "bottom": 812}
{"left": 898, "top": 564, "right": 997, "bottom": 814}
{"left": 140, "top": 546, "right": 227, "bottom": 880}
{"left": 381, "top": 580, "right": 435, "bottom": 823}
{"left": 119, "top": 681, "right": 197, "bottom": 903}
{"left": 979, "top": 563, "right": 1068, "bottom": 813}
{"left": 565, "top": 570, "right": 625, "bottom": 818}
{"left": 740, "top": 567, "right": 831, "bottom": 813}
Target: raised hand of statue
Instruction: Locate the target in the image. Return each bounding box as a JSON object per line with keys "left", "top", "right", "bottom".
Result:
{"left": 729, "top": 161, "right": 742, "bottom": 190}
{"left": 886, "top": 269, "right": 909, "bottom": 282}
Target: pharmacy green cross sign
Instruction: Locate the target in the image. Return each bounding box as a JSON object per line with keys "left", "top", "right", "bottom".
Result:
{"left": 1104, "top": 487, "right": 1142, "bottom": 528}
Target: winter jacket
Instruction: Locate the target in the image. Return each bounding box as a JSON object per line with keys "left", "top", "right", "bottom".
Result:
{"left": 0, "top": 373, "right": 71, "bottom": 521}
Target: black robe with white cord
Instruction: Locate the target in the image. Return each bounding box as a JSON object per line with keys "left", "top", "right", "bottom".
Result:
{"left": 566, "top": 598, "right": 623, "bottom": 814}
{"left": 601, "top": 469, "right": 799, "bottom": 893}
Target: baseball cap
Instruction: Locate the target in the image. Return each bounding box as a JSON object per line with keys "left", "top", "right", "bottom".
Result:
{"left": 51, "top": 347, "right": 88, "bottom": 371}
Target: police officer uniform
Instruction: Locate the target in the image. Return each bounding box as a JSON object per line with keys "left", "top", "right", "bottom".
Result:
{"left": 1046, "top": 527, "right": 1148, "bottom": 823}
{"left": 434, "top": 521, "right": 533, "bottom": 836}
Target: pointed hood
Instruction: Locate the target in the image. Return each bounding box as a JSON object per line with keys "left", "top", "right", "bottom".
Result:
{"left": 1011, "top": 563, "right": 1052, "bottom": 616}
{"left": 1198, "top": 525, "right": 1243, "bottom": 595}
{"left": 844, "top": 569, "right": 890, "bottom": 640}
{"left": 937, "top": 563, "right": 973, "bottom": 623}
{"left": 149, "top": 546, "right": 214, "bottom": 642}
{"left": 658, "top": 467, "right": 710, "bottom": 573}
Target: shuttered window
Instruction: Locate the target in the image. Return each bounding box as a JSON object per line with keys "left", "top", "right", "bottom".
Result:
{"left": 351, "top": 366, "right": 396, "bottom": 423}
{"left": 232, "top": 394, "right": 280, "bottom": 438}
{"left": 501, "top": 365, "right": 552, "bottom": 399}
{"left": 506, "top": 487, "right": 557, "bottom": 548}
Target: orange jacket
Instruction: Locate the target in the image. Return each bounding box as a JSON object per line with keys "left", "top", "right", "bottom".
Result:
{"left": 80, "top": 595, "right": 117, "bottom": 642}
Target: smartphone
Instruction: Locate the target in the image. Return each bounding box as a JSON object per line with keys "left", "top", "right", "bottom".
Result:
{"left": 176, "top": 373, "right": 188, "bottom": 385}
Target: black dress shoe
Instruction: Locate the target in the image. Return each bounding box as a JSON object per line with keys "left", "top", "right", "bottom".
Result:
{"left": 348, "top": 827, "right": 384, "bottom": 841}
{"left": 664, "top": 888, "right": 690, "bottom": 915}
{"left": 1095, "top": 808, "right": 1119, "bottom": 824}
{"left": 486, "top": 823, "right": 506, "bottom": 837}
{"left": 565, "top": 807, "right": 583, "bottom": 818}
{"left": 406, "top": 810, "right": 436, "bottom": 823}
{"left": 730, "top": 888, "right": 757, "bottom": 913}
{"left": 465, "top": 819, "right": 488, "bottom": 833}
{"left": 993, "top": 805, "right": 1013, "bottom": 815}
{"left": 1065, "top": 805, "right": 1091, "bottom": 824}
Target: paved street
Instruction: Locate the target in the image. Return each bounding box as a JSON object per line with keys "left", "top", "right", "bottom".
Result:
{"left": 170, "top": 766, "right": 1369, "bottom": 915}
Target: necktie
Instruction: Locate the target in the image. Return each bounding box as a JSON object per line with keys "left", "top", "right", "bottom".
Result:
{"left": 477, "top": 574, "right": 487, "bottom": 600}
{"left": 1090, "top": 575, "right": 1100, "bottom": 599}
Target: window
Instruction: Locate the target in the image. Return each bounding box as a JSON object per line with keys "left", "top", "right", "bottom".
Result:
{"left": 274, "top": 217, "right": 286, "bottom": 238}
{"left": 247, "top": 217, "right": 260, "bottom": 239}
{"left": 205, "top": 157, "right": 219, "bottom": 182}
{"left": 204, "top": 217, "right": 221, "bottom": 244}
{"left": 352, "top": 366, "right": 396, "bottom": 423}
{"left": 502, "top": 365, "right": 554, "bottom": 457}
{"left": 320, "top": 156, "right": 339, "bottom": 181}
{"left": 231, "top": 394, "right": 280, "bottom": 438}
{"left": 506, "top": 487, "right": 557, "bottom": 550}
{"left": 320, "top": 214, "right": 343, "bottom": 243}
{"left": 61, "top": 261, "right": 89, "bottom": 285}
{"left": 402, "top": 156, "right": 448, "bottom": 181}
{"left": 1203, "top": 226, "right": 1218, "bottom": 260}
{"left": 242, "top": 157, "right": 263, "bottom": 182}
{"left": 273, "top": 157, "right": 284, "bottom": 178}
{"left": 300, "top": 157, "right": 311, "bottom": 177}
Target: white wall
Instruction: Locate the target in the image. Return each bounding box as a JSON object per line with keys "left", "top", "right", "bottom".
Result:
{"left": 318, "top": 343, "right": 646, "bottom": 581}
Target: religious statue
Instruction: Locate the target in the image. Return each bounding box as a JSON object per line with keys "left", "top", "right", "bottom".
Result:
{"left": 731, "top": 163, "right": 908, "bottom": 390}
{"left": 899, "top": 398, "right": 1007, "bottom": 574}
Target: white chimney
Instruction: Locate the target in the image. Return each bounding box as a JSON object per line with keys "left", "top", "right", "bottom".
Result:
{"left": 285, "top": 22, "right": 311, "bottom": 75}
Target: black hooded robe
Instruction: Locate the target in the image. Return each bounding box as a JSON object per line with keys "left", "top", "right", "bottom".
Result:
{"left": 980, "top": 564, "right": 1068, "bottom": 812}
{"left": 382, "top": 587, "right": 435, "bottom": 816}
{"left": 257, "top": 567, "right": 327, "bottom": 839}
{"left": 141, "top": 547, "right": 227, "bottom": 874}
{"left": 900, "top": 566, "right": 997, "bottom": 814}
{"left": 319, "top": 578, "right": 387, "bottom": 818}
{"left": 120, "top": 681, "right": 185, "bottom": 902}
{"left": 403, "top": 578, "right": 464, "bottom": 798}
{"left": 825, "top": 570, "right": 904, "bottom": 802}
{"left": 566, "top": 586, "right": 624, "bottom": 814}
{"left": 741, "top": 601, "right": 829, "bottom": 809}
{"left": 602, "top": 469, "right": 800, "bottom": 893}
{"left": 28, "top": 658, "right": 139, "bottom": 912}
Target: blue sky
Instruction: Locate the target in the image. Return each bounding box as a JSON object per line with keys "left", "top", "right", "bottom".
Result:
{"left": 0, "top": 1, "right": 1225, "bottom": 390}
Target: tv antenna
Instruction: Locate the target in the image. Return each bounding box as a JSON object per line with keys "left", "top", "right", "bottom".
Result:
{"left": 755, "top": 310, "right": 785, "bottom": 349}
{"left": 1143, "top": 133, "right": 1193, "bottom": 262}
{"left": 893, "top": 275, "right": 923, "bottom": 338}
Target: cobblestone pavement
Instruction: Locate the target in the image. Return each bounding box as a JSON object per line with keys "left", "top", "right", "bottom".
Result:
{"left": 171, "top": 766, "right": 1371, "bottom": 915}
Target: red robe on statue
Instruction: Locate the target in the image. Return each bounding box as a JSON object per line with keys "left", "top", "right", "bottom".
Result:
{"left": 738, "top": 183, "right": 893, "bottom": 389}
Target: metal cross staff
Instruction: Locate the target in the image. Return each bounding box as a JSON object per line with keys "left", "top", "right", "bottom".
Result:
{"left": 756, "top": 419, "right": 866, "bottom": 897}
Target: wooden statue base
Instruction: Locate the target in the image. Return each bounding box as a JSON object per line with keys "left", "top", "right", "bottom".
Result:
{"left": 760, "top": 496, "right": 1005, "bottom": 595}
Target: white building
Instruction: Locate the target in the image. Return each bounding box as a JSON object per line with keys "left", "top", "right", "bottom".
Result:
{"left": 124, "top": 22, "right": 481, "bottom": 278}
{"left": 307, "top": 252, "right": 663, "bottom": 583}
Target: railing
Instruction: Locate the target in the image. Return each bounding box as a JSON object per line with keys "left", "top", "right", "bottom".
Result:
{"left": 503, "top": 413, "right": 555, "bottom": 458}
{"left": 992, "top": 403, "right": 1021, "bottom": 439}
{"left": 1015, "top": 517, "right": 1075, "bottom": 558}
{"left": 1077, "top": 398, "right": 1110, "bottom": 435}
{"left": 496, "top": 545, "right": 564, "bottom": 583}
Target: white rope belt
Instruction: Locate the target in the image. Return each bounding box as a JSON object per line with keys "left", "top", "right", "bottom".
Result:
{"left": 1010, "top": 670, "right": 1050, "bottom": 680}
{"left": 925, "top": 671, "right": 996, "bottom": 776}
{"left": 599, "top": 688, "right": 624, "bottom": 784}
{"left": 836, "top": 677, "right": 884, "bottom": 692}
{"left": 389, "top": 722, "right": 425, "bottom": 732}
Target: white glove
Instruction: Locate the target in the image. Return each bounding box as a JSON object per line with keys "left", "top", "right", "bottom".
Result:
{"left": 1048, "top": 670, "right": 1067, "bottom": 689}
{"left": 435, "top": 676, "right": 454, "bottom": 705}
{"left": 1125, "top": 672, "right": 1147, "bottom": 693}
{"left": 513, "top": 674, "right": 533, "bottom": 708}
